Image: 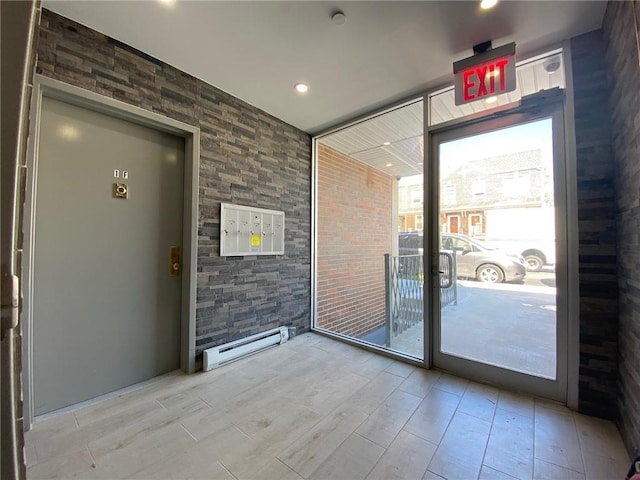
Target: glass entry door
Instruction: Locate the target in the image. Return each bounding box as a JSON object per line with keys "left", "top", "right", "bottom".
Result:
{"left": 430, "top": 103, "right": 567, "bottom": 401}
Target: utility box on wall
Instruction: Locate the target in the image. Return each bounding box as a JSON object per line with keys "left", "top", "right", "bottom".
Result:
{"left": 220, "top": 203, "right": 285, "bottom": 256}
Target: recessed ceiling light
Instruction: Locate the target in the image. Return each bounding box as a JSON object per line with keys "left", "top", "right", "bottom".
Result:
{"left": 295, "top": 83, "right": 309, "bottom": 94}
{"left": 383, "top": 141, "right": 391, "bottom": 146}
{"left": 386, "top": 163, "right": 393, "bottom": 167}
{"left": 480, "top": 0, "right": 498, "bottom": 9}
{"left": 158, "top": 0, "right": 176, "bottom": 6}
{"left": 485, "top": 96, "right": 498, "bottom": 104}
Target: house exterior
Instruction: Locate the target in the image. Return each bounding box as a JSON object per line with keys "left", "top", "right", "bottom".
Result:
{"left": 439, "top": 149, "right": 548, "bottom": 239}
{"left": 398, "top": 175, "right": 424, "bottom": 233}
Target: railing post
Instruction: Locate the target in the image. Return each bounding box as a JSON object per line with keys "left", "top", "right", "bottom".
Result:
{"left": 452, "top": 252, "right": 458, "bottom": 305}
{"left": 384, "top": 253, "right": 392, "bottom": 348}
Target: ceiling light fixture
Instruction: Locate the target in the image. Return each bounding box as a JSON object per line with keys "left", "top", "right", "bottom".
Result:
{"left": 386, "top": 163, "right": 393, "bottom": 167}
{"left": 158, "top": 0, "right": 176, "bottom": 6}
{"left": 480, "top": 0, "right": 498, "bottom": 10}
{"left": 383, "top": 141, "right": 391, "bottom": 146}
{"left": 295, "top": 83, "right": 309, "bottom": 94}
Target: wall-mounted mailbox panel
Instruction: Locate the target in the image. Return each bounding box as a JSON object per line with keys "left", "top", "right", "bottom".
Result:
{"left": 221, "top": 203, "right": 285, "bottom": 256}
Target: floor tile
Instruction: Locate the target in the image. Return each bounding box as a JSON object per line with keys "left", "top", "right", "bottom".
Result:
{"left": 404, "top": 387, "right": 461, "bottom": 445}
{"left": 27, "top": 411, "right": 78, "bottom": 441}
{"left": 22, "top": 333, "right": 630, "bottom": 480}
{"left": 422, "top": 471, "right": 447, "bottom": 480}
{"left": 247, "top": 458, "right": 304, "bottom": 480}
{"left": 296, "top": 370, "right": 371, "bottom": 416}
{"left": 433, "top": 373, "right": 469, "bottom": 396}
{"left": 131, "top": 451, "right": 235, "bottom": 479}
{"left": 385, "top": 360, "right": 417, "bottom": 378}
{"left": 308, "top": 433, "right": 385, "bottom": 480}
{"left": 365, "top": 430, "right": 437, "bottom": 480}
{"left": 479, "top": 465, "right": 520, "bottom": 479}
{"left": 533, "top": 458, "right": 585, "bottom": 480}
{"left": 220, "top": 407, "right": 322, "bottom": 480}
{"left": 398, "top": 368, "right": 441, "bottom": 399}
{"left": 428, "top": 411, "right": 492, "bottom": 479}
{"left": 89, "top": 422, "right": 196, "bottom": 479}
{"left": 573, "top": 411, "right": 629, "bottom": 463}
{"left": 458, "top": 381, "right": 499, "bottom": 423}
{"left": 278, "top": 403, "right": 368, "bottom": 478}
{"left": 26, "top": 447, "right": 97, "bottom": 479}
{"left": 24, "top": 442, "right": 38, "bottom": 468}
{"left": 348, "top": 353, "right": 395, "bottom": 379}
{"left": 346, "top": 370, "right": 405, "bottom": 414}
{"left": 582, "top": 451, "right": 630, "bottom": 480}
{"left": 497, "top": 390, "right": 534, "bottom": 419}
{"left": 483, "top": 408, "right": 534, "bottom": 479}
{"left": 534, "top": 408, "right": 584, "bottom": 473}
{"left": 356, "top": 389, "right": 422, "bottom": 448}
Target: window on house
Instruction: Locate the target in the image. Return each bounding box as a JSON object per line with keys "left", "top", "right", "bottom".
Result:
{"left": 503, "top": 171, "right": 530, "bottom": 196}
{"left": 415, "top": 214, "right": 423, "bottom": 231}
{"left": 472, "top": 180, "right": 486, "bottom": 199}
{"left": 443, "top": 184, "right": 456, "bottom": 204}
{"left": 411, "top": 189, "right": 423, "bottom": 206}
{"left": 399, "top": 187, "right": 408, "bottom": 209}
{"left": 469, "top": 214, "right": 482, "bottom": 236}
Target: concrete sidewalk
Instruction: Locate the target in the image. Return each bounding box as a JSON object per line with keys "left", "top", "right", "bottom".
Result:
{"left": 362, "top": 278, "right": 557, "bottom": 378}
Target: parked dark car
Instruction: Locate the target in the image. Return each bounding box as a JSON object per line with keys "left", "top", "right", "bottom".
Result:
{"left": 398, "top": 232, "right": 527, "bottom": 283}
{"left": 399, "top": 232, "right": 423, "bottom": 256}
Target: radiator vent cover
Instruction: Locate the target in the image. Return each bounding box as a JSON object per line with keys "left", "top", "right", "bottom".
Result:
{"left": 203, "top": 326, "right": 289, "bottom": 371}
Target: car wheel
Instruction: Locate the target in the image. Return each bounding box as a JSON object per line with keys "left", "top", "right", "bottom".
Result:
{"left": 524, "top": 254, "right": 544, "bottom": 272}
{"left": 476, "top": 264, "right": 504, "bottom": 283}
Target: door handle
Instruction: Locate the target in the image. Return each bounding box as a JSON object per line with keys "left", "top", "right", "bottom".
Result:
{"left": 170, "top": 246, "right": 180, "bottom": 277}
{"left": 437, "top": 254, "right": 454, "bottom": 288}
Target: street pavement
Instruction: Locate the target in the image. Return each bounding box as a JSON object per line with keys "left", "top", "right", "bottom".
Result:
{"left": 440, "top": 270, "right": 557, "bottom": 378}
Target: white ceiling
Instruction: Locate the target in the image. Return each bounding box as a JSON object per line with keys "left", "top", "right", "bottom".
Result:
{"left": 44, "top": 1, "right": 606, "bottom": 135}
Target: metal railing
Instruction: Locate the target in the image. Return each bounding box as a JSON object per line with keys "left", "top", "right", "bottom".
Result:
{"left": 439, "top": 251, "right": 457, "bottom": 307}
{"left": 384, "top": 252, "right": 457, "bottom": 345}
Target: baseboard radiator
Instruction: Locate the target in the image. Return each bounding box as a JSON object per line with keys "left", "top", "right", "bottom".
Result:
{"left": 203, "top": 326, "right": 289, "bottom": 371}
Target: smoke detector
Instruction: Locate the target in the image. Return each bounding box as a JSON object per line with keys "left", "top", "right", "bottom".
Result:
{"left": 332, "top": 11, "right": 347, "bottom": 25}
{"left": 543, "top": 56, "right": 562, "bottom": 73}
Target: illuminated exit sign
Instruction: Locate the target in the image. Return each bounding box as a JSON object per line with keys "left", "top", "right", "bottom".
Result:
{"left": 453, "top": 42, "right": 516, "bottom": 106}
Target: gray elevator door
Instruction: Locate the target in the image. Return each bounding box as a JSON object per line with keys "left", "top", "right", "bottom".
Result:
{"left": 33, "top": 97, "right": 184, "bottom": 415}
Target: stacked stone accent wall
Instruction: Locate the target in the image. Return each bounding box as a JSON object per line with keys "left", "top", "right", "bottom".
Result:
{"left": 603, "top": 1, "right": 640, "bottom": 456}
{"left": 316, "top": 144, "right": 392, "bottom": 338}
{"left": 570, "top": 30, "right": 619, "bottom": 419}
{"left": 36, "top": 10, "right": 312, "bottom": 356}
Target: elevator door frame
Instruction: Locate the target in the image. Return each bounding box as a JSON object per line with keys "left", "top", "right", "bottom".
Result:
{"left": 22, "top": 75, "right": 200, "bottom": 427}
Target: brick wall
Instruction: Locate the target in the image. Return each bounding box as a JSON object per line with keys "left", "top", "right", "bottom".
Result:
{"left": 316, "top": 144, "right": 392, "bottom": 338}
{"left": 571, "top": 30, "right": 619, "bottom": 419}
{"left": 603, "top": 1, "right": 640, "bottom": 455}
{"left": 36, "top": 10, "right": 312, "bottom": 356}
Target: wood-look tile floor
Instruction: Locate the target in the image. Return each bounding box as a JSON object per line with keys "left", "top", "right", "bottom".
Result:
{"left": 25, "top": 333, "right": 630, "bottom": 480}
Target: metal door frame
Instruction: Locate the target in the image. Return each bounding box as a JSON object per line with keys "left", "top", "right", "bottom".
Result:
{"left": 22, "top": 75, "right": 200, "bottom": 427}
{"left": 426, "top": 92, "right": 570, "bottom": 402}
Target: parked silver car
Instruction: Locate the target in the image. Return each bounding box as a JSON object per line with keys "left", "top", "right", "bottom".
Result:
{"left": 441, "top": 233, "right": 527, "bottom": 283}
